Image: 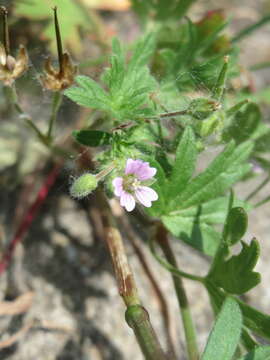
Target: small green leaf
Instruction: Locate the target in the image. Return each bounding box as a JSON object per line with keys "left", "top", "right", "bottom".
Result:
{"left": 162, "top": 198, "right": 250, "bottom": 255}
{"left": 207, "top": 283, "right": 270, "bottom": 341}
{"left": 66, "top": 36, "right": 157, "bottom": 121}
{"left": 131, "top": 0, "right": 195, "bottom": 22}
{"left": 223, "top": 207, "right": 248, "bottom": 245}
{"left": 170, "top": 141, "right": 253, "bottom": 210}
{"left": 209, "top": 239, "right": 261, "bottom": 294}
{"left": 75, "top": 76, "right": 109, "bottom": 103}
{"left": 65, "top": 76, "right": 110, "bottom": 112}
{"left": 201, "top": 297, "right": 242, "bottom": 360}
{"left": 128, "top": 33, "right": 156, "bottom": 71}
{"left": 212, "top": 56, "right": 229, "bottom": 101}
{"left": 226, "top": 100, "right": 249, "bottom": 117}
{"left": 195, "top": 10, "right": 229, "bottom": 55}
{"left": 72, "top": 130, "right": 112, "bottom": 147}
{"left": 169, "top": 197, "right": 250, "bottom": 224}
{"left": 166, "top": 126, "right": 197, "bottom": 200}
{"left": 254, "top": 129, "right": 270, "bottom": 153}
{"left": 162, "top": 214, "right": 220, "bottom": 256}
{"left": 223, "top": 103, "right": 261, "bottom": 143}
{"left": 238, "top": 346, "right": 270, "bottom": 360}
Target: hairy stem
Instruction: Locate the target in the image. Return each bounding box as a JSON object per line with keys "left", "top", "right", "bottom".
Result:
{"left": 97, "top": 193, "right": 167, "bottom": 360}
{"left": 111, "top": 200, "right": 176, "bottom": 358}
{"left": 155, "top": 223, "right": 199, "bottom": 360}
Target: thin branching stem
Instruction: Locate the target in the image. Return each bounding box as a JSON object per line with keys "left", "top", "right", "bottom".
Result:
{"left": 245, "top": 174, "right": 270, "bottom": 202}
{"left": 5, "top": 85, "right": 48, "bottom": 145}
{"left": 254, "top": 194, "right": 270, "bottom": 208}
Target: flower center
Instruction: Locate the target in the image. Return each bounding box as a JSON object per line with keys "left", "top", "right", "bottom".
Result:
{"left": 122, "top": 174, "right": 140, "bottom": 193}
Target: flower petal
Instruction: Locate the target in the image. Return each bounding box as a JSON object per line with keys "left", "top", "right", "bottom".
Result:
{"left": 125, "top": 159, "right": 157, "bottom": 181}
{"left": 135, "top": 186, "right": 158, "bottom": 207}
{"left": 125, "top": 159, "right": 142, "bottom": 175}
{"left": 120, "top": 191, "right": 136, "bottom": 212}
{"left": 112, "top": 177, "right": 123, "bottom": 197}
{"left": 136, "top": 164, "right": 157, "bottom": 181}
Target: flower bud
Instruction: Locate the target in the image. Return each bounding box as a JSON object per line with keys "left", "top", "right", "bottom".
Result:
{"left": 195, "top": 112, "right": 223, "bottom": 137}
{"left": 70, "top": 173, "right": 98, "bottom": 199}
{"left": 187, "top": 98, "right": 220, "bottom": 120}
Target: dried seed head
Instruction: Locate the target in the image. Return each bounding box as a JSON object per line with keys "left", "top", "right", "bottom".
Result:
{"left": 40, "top": 52, "right": 77, "bottom": 91}
{"left": 0, "top": 7, "right": 28, "bottom": 85}
{"left": 40, "top": 7, "right": 77, "bottom": 91}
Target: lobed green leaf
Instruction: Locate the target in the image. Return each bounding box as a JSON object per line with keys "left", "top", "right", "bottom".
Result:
{"left": 209, "top": 239, "right": 261, "bottom": 294}
{"left": 169, "top": 141, "right": 253, "bottom": 211}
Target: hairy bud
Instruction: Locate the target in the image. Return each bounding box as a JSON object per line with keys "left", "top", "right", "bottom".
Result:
{"left": 70, "top": 173, "right": 98, "bottom": 199}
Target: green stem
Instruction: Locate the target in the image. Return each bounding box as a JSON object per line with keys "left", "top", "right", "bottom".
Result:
{"left": 47, "top": 91, "right": 63, "bottom": 142}
{"left": 254, "top": 194, "right": 270, "bottom": 208}
{"left": 4, "top": 85, "right": 49, "bottom": 146}
{"left": 149, "top": 230, "right": 204, "bottom": 283}
{"left": 155, "top": 223, "right": 199, "bottom": 360}
{"left": 126, "top": 305, "right": 167, "bottom": 360}
{"left": 97, "top": 193, "right": 167, "bottom": 360}
{"left": 245, "top": 174, "right": 270, "bottom": 201}
{"left": 249, "top": 61, "right": 270, "bottom": 71}
{"left": 232, "top": 14, "right": 270, "bottom": 43}
{"left": 158, "top": 110, "right": 188, "bottom": 119}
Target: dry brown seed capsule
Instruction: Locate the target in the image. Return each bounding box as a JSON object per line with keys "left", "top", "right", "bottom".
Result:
{"left": 0, "top": 7, "right": 28, "bottom": 86}
{"left": 40, "top": 7, "right": 77, "bottom": 91}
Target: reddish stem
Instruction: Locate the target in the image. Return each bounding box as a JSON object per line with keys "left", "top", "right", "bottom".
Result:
{"left": 0, "top": 162, "right": 62, "bottom": 275}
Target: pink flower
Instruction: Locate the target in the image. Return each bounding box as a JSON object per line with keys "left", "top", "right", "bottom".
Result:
{"left": 112, "top": 159, "right": 158, "bottom": 212}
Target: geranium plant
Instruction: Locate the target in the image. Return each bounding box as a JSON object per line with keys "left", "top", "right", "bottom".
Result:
{"left": 1, "top": 1, "right": 270, "bottom": 359}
